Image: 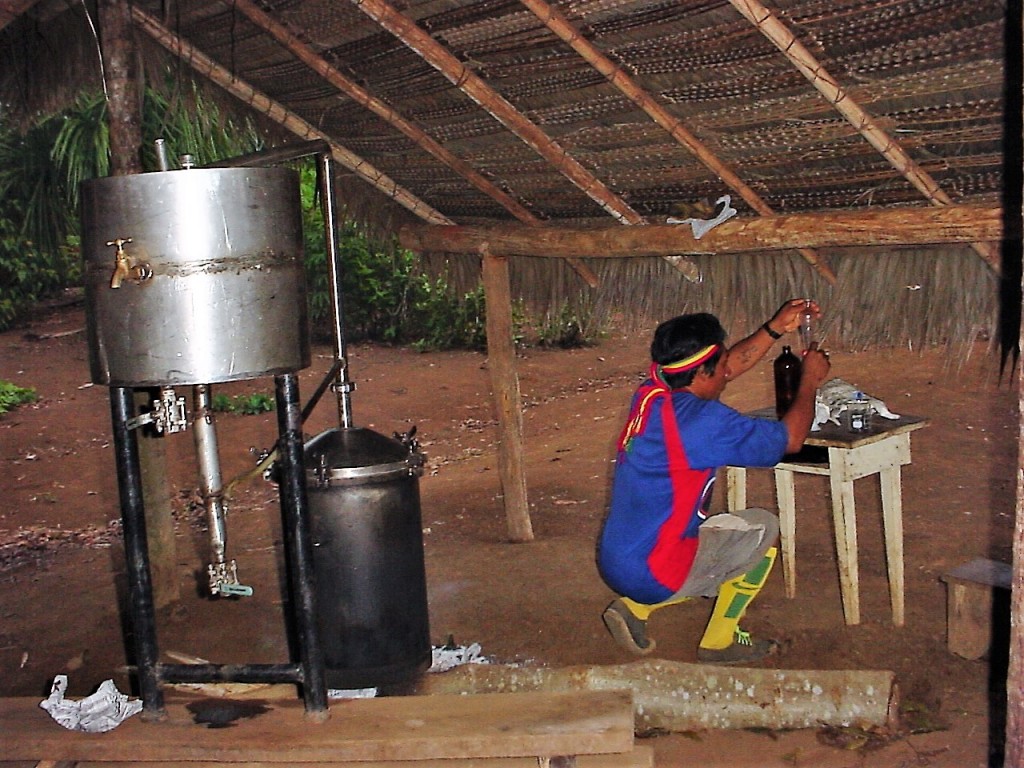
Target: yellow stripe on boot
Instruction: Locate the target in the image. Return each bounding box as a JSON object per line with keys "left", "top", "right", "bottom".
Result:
{"left": 620, "top": 594, "right": 691, "bottom": 621}
{"left": 699, "top": 547, "right": 777, "bottom": 651}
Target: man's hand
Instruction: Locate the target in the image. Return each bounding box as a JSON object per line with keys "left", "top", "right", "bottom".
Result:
{"left": 781, "top": 341, "right": 831, "bottom": 453}
{"left": 766, "top": 298, "right": 822, "bottom": 337}
{"left": 800, "top": 342, "right": 831, "bottom": 390}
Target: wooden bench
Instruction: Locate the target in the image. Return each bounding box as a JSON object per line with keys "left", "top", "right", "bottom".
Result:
{"left": 940, "top": 557, "right": 1012, "bottom": 660}
{"left": 1, "top": 689, "right": 652, "bottom": 768}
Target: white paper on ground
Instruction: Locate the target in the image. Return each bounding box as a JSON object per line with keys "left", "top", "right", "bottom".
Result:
{"left": 39, "top": 675, "right": 142, "bottom": 732}
{"left": 429, "top": 642, "right": 489, "bottom": 673}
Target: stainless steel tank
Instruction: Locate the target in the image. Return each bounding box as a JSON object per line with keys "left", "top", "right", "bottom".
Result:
{"left": 81, "top": 167, "right": 309, "bottom": 386}
{"left": 304, "top": 427, "right": 431, "bottom": 689}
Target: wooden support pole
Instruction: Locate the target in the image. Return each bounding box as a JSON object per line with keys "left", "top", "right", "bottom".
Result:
{"left": 481, "top": 249, "right": 533, "bottom": 542}
{"left": 400, "top": 205, "right": 1008, "bottom": 259}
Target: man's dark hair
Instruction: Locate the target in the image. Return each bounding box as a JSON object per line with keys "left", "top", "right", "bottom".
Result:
{"left": 650, "top": 312, "right": 727, "bottom": 388}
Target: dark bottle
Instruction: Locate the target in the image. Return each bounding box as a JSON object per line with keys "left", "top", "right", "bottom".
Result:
{"left": 773, "top": 345, "right": 802, "bottom": 418}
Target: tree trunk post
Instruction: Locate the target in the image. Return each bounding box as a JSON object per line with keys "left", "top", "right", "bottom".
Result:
{"left": 481, "top": 249, "right": 533, "bottom": 542}
{"left": 99, "top": 0, "right": 179, "bottom": 608}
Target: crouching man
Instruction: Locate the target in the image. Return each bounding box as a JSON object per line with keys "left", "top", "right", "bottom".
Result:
{"left": 597, "top": 302, "right": 829, "bottom": 663}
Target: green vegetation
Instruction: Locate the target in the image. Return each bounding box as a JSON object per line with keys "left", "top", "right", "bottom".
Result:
{"left": 0, "top": 82, "right": 262, "bottom": 331}
{"left": 0, "top": 381, "right": 38, "bottom": 414}
{"left": 0, "top": 81, "right": 604, "bottom": 350}
{"left": 210, "top": 392, "right": 276, "bottom": 415}
{"left": 299, "top": 163, "right": 495, "bottom": 351}
{"left": 410, "top": 281, "right": 490, "bottom": 352}
{"left": 534, "top": 300, "right": 602, "bottom": 349}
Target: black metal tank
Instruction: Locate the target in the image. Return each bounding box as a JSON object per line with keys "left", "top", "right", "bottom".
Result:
{"left": 304, "top": 426, "right": 431, "bottom": 689}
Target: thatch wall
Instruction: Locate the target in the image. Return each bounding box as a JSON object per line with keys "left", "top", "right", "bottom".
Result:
{"left": 423, "top": 244, "right": 1004, "bottom": 356}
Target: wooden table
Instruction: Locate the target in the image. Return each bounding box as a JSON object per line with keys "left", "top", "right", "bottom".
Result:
{"left": 726, "top": 408, "right": 928, "bottom": 626}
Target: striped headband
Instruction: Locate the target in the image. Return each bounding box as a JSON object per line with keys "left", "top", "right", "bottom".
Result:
{"left": 660, "top": 343, "right": 721, "bottom": 374}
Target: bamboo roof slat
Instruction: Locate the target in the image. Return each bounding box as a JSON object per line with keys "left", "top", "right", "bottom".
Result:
{"left": 0, "top": 0, "right": 1013, "bottom": 342}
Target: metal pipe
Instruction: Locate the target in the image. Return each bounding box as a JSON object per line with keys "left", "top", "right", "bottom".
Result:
{"left": 301, "top": 358, "right": 345, "bottom": 424}
{"left": 158, "top": 662, "right": 304, "bottom": 684}
{"left": 154, "top": 139, "right": 170, "bottom": 171}
{"left": 318, "top": 153, "right": 355, "bottom": 428}
{"left": 110, "top": 387, "right": 165, "bottom": 717}
{"left": 203, "top": 139, "right": 331, "bottom": 169}
{"left": 274, "top": 373, "right": 329, "bottom": 713}
{"left": 192, "top": 385, "right": 229, "bottom": 572}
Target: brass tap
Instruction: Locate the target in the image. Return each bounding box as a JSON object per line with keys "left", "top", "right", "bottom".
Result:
{"left": 107, "top": 238, "right": 132, "bottom": 289}
{"left": 105, "top": 238, "right": 151, "bottom": 288}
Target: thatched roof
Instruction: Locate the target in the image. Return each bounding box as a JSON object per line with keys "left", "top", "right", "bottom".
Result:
{"left": 0, "top": 0, "right": 1018, "bottom": 350}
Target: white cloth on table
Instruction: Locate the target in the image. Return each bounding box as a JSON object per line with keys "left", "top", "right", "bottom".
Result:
{"left": 812, "top": 377, "right": 900, "bottom": 431}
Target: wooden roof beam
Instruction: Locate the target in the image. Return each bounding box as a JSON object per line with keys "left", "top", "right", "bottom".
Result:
{"left": 728, "top": 0, "right": 1002, "bottom": 277}
{"left": 225, "top": 0, "right": 598, "bottom": 287}
{"left": 347, "top": 0, "right": 701, "bottom": 283}
{"left": 131, "top": 7, "right": 451, "bottom": 226}
{"left": 517, "top": 0, "right": 837, "bottom": 286}
{"left": 399, "top": 205, "right": 1009, "bottom": 258}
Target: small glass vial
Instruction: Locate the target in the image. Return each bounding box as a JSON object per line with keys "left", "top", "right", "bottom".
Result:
{"left": 845, "top": 391, "right": 872, "bottom": 432}
{"left": 797, "top": 300, "right": 814, "bottom": 351}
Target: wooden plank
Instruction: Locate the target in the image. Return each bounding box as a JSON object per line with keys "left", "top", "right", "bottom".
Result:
{"left": 2, "top": 691, "right": 634, "bottom": 763}
{"left": 33, "top": 745, "right": 655, "bottom": 767}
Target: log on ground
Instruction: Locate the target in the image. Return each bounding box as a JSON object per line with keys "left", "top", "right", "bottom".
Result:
{"left": 413, "top": 659, "right": 898, "bottom": 732}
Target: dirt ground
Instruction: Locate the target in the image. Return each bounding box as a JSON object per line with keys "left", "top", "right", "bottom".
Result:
{"left": 0, "top": 302, "right": 1019, "bottom": 767}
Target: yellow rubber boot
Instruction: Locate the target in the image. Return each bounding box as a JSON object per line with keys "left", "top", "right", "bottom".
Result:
{"left": 697, "top": 547, "right": 777, "bottom": 662}
{"left": 603, "top": 595, "right": 692, "bottom": 655}
{"left": 621, "top": 594, "right": 691, "bottom": 621}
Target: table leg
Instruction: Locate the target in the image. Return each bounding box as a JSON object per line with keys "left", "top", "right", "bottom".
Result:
{"left": 880, "top": 465, "right": 905, "bottom": 626}
{"left": 773, "top": 468, "right": 797, "bottom": 599}
{"left": 829, "top": 472, "right": 860, "bottom": 625}
{"left": 726, "top": 466, "right": 747, "bottom": 512}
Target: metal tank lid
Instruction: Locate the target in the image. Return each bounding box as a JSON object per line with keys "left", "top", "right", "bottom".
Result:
{"left": 304, "top": 427, "right": 423, "bottom": 485}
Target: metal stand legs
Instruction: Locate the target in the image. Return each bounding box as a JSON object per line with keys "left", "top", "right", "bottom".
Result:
{"left": 273, "top": 373, "right": 329, "bottom": 712}
{"left": 109, "top": 374, "right": 328, "bottom": 718}
{"left": 110, "top": 386, "right": 164, "bottom": 715}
